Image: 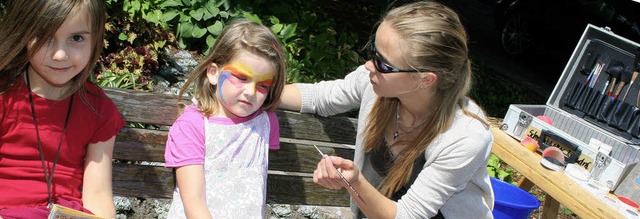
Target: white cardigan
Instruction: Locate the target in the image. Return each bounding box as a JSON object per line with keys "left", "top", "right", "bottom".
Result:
{"left": 296, "top": 65, "right": 495, "bottom": 219}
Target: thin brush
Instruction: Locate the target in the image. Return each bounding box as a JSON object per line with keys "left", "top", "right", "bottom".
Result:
{"left": 313, "top": 145, "right": 367, "bottom": 205}
{"left": 622, "top": 71, "right": 638, "bottom": 101}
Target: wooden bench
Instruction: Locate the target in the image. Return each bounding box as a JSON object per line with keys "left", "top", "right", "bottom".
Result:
{"left": 103, "top": 87, "right": 357, "bottom": 207}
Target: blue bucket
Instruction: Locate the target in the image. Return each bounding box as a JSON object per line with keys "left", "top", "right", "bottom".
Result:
{"left": 490, "top": 177, "right": 540, "bottom": 219}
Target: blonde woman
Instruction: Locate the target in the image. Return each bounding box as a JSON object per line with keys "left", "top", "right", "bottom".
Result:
{"left": 280, "top": 1, "right": 494, "bottom": 218}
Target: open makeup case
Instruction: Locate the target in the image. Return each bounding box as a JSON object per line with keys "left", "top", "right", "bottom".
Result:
{"left": 501, "top": 24, "right": 640, "bottom": 193}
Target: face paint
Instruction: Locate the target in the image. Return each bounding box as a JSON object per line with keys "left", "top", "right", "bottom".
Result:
{"left": 222, "top": 63, "right": 274, "bottom": 94}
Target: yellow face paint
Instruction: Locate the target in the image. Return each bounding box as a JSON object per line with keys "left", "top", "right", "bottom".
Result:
{"left": 221, "top": 62, "right": 274, "bottom": 94}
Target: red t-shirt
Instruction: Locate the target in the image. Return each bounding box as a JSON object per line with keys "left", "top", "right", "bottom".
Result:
{"left": 0, "top": 77, "right": 125, "bottom": 209}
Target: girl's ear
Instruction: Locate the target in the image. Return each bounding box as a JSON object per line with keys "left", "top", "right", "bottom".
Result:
{"left": 206, "top": 62, "right": 220, "bottom": 85}
{"left": 419, "top": 72, "right": 438, "bottom": 89}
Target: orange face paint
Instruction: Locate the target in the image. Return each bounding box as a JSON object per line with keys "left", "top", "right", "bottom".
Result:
{"left": 221, "top": 63, "right": 274, "bottom": 94}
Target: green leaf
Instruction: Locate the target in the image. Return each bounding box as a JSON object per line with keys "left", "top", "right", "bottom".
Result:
{"left": 243, "top": 12, "right": 262, "bottom": 24}
{"left": 159, "top": 0, "right": 182, "bottom": 8}
{"left": 269, "top": 16, "right": 280, "bottom": 25}
{"left": 162, "top": 10, "right": 180, "bottom": 22}
{"left": 118, "top": 32, "right": 128, "bottom": 41}
{"left": 206, "top": 35, "right": 216, "bottom": 48}
{"left": 178, "top": 22, "right": 194, "bottom": 38}
{"left": 192, "top": 26, "right": 208, "bottom": 38}
{"left": 190, "top": 8, "right": 205, "bottom": 21}
{"left": 145, "top": 10, "right": 162, "bottom": 24}
{"left": 207, "top": 21, "right": 223, "bottom": 35}
{"left": 281, "top": 23, "right": 298, "bottom": 40}
{"left": 219, "top": 11, "right": 229, "bottom": 19}
{"left": 270, "top": 24, "right": 283, "bottom": 34}
{"left": 204, "top": 2, "right": 220, "bottom": 17}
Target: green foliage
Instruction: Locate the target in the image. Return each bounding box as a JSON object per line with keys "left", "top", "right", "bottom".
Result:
{"left": 487, "top": 154, "right": 515, "bottom": 184}
{"left": 235, "top": 0, "right": 366, "bottom": 83}
{"left": 95, "top": 46, "right": 158, "bottom": 90}
{"left": 96, "top": 0, "right": 177, "bottom": 90}
{"left": 107, "top": 0, "right": 364, "bottom": 83}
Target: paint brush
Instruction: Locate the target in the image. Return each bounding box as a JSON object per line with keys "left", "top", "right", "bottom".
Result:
{"left": 606, "top": 61, "right": 625, "bottom": 96}
{"left": 614, "top": 70, "right": 632, "bottom": 99}
{"left": 313, "top": 145, "right": 367, "bottom": 205}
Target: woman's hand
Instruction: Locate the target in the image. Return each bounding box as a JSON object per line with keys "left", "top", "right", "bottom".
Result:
{"left": 312, "top": 155, "right": 360, "bottom": 190}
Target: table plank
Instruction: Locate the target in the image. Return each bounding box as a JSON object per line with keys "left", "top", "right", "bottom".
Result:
{"left": 491, "top": 127, "right": 623, "bottom": 219}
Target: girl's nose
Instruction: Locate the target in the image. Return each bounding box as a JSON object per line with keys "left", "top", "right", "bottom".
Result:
{"left": 244, "top": 83, "right": 256, "bottom": 95}
{"left": 52, "top": 48, "right": 69, "bottom": 61}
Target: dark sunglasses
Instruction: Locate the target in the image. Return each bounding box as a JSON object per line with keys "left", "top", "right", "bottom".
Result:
{"left": 368, "top": 41, "right": 426, "bottom": 73}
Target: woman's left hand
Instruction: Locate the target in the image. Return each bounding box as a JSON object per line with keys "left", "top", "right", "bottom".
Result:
{"left": 312, "top": 155, "right": 360, "bottom": 190}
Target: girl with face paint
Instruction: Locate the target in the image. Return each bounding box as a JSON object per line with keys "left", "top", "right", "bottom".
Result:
{"left": 164, "top": 19, "right": 287, "bottom": 219}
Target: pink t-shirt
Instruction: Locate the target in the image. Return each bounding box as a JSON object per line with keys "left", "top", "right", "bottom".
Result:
{"left": 164, "top": 106, "right": 279, "bottom": 167}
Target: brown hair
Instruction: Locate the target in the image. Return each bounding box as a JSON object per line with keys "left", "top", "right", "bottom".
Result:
{"left": 362, "top": 0, "right": 488, "bottom": 197}
{"left": 0, "top": 0, "right": 106, "bottom": 102}
{"left": 178, "top": 19, "right": 287, "bottom": 116}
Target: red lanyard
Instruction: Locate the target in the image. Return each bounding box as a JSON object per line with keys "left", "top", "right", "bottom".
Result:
{"left": 25, "top": 71, "right": 73, "bottom": 208}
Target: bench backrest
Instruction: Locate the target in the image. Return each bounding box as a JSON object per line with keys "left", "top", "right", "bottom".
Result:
{"left": 103, "top": 87, "right": 357, "bottom": 207}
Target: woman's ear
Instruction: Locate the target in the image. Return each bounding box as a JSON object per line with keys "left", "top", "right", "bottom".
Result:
{"left": 206, "top": 62, "right": 220, "bottom": 85}
{"left": 419, "top": 72, "right": 437, "bottom": 89}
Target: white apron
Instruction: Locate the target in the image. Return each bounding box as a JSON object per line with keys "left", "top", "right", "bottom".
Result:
{"left": 167, "top": 112, "right": 271, "bottom": 218}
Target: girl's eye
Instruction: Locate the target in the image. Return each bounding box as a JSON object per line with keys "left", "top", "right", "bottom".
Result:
{"left": 232, "top": 74, "right": 248, "bottom": 81}
{"left": 256, "top": 84, "right": 270, "bottom": 93}
{"left": 71, "top": 35, "right": 85, "bottom": 42}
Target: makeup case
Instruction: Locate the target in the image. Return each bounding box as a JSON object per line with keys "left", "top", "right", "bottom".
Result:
{"left": 501, "top": 24, "right": 640, "bottom": 192}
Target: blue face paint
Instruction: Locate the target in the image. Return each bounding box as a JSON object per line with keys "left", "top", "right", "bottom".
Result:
{"left": 217, "top": 71, "right": 231, "bottom": 102}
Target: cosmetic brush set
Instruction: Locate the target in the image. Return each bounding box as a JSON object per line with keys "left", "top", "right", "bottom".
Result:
{"left": 564, "top": 44, "right": 640, "bottom": 139}
{"left": 501, "top": 25, "right": 640, "bottom": 192}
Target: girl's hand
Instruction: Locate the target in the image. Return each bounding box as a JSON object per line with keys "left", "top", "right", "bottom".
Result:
{"left": 312, "top": 155, "right": 360, "bottom": 190}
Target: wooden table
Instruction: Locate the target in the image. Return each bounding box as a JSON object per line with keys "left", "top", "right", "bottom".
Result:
{"left": 491, "top": 127, "right": 625, "bottom": 219}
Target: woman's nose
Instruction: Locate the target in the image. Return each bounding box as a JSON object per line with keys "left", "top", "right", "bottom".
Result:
{"left": 364, "top": 59, "right": 377, "bottom": 73}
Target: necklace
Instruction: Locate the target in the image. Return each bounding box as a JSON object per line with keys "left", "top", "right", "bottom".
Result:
{"left": 25, "top": 70, "right": 73, "bottom": 208}
{"left": 393, "top": 104, "right": 427, "bottom": 140}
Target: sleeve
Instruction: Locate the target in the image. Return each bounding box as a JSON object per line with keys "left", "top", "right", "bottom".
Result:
{"left": 267, "top": 111, "right": 280, "bottom": 150}
{"left": 296, "top": 65, "right": 371, "bottom": 117}
{"left": 395, "top": 122, "right": 493, "bottom": 218}
{"left": 90, "top": 94, "right": 126, "bottom": 144}
{"left": 164, "top": 107, "right": 206, "bottom": 168}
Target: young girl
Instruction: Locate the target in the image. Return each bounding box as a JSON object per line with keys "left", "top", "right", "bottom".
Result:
{"left": 164, "top": 19, "right": 286, "bottom": 218}
{"left": 0, "top": 1, "right": 125, "bottom": 218}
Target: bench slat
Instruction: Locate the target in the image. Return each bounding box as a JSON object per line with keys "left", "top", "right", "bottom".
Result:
{"left": 103, "top": 87, "right": 181, "bottom": 126}
{"left": 112, "top": 165, "right": 350, "bottom": 206}
{"left": 114, "top": 142, "right": 354, "bottom": 177}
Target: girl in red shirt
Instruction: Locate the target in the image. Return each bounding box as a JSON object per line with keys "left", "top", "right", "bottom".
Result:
{"left": 0, "top": 1, "right": 125, "bottom": 218}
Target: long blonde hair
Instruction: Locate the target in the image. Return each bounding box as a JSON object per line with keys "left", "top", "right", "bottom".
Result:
{"left": 178, "top": 19, "right": 286, "bottom": 117}
{"left": 363, "top": 1, "right": 488, "bottom": 197}
{"left": 0, "top": 0, "right": 106, "bottom": 102}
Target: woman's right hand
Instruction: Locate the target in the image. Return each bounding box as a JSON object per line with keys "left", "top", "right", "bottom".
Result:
{"left": 312, "top": 155, "right": 360, "bottom": 190}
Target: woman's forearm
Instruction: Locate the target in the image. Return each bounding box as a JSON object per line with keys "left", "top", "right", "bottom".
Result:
{"left": 350, "top": 174, "right": 397, "bottom": 219}
{"left": 279, "top": 84, "right": 302, "bottom": 111}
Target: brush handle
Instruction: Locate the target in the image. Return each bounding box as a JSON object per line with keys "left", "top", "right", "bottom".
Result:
{"left": 624, "top": 71, "right": 639, "bottom": 101}
{"left": 614, "top": 82, "right": 626, "bottom": 99}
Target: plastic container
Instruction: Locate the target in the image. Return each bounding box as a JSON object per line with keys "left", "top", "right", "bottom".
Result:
{"left": 491, "top": 177, "right": 541, "bottom": 219}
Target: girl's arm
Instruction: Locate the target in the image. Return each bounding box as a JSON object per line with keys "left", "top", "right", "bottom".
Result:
{"left": 314, "top": 156, "right": 397, "bottom": 219}
{"left": 82, "top": 136, "right": 116, "bottom": 218}
{"left": 175, "top": 165, "right": 213, "bottom": 219}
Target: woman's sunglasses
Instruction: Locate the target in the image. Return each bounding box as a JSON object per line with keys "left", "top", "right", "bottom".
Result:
{"left": 368, "top": 41, "right": 428, "bottom": 73}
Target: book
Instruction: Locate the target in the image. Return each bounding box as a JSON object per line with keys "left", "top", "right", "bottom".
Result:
{"left": 48, "top": 204, "right": 106, "bottom": 219}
